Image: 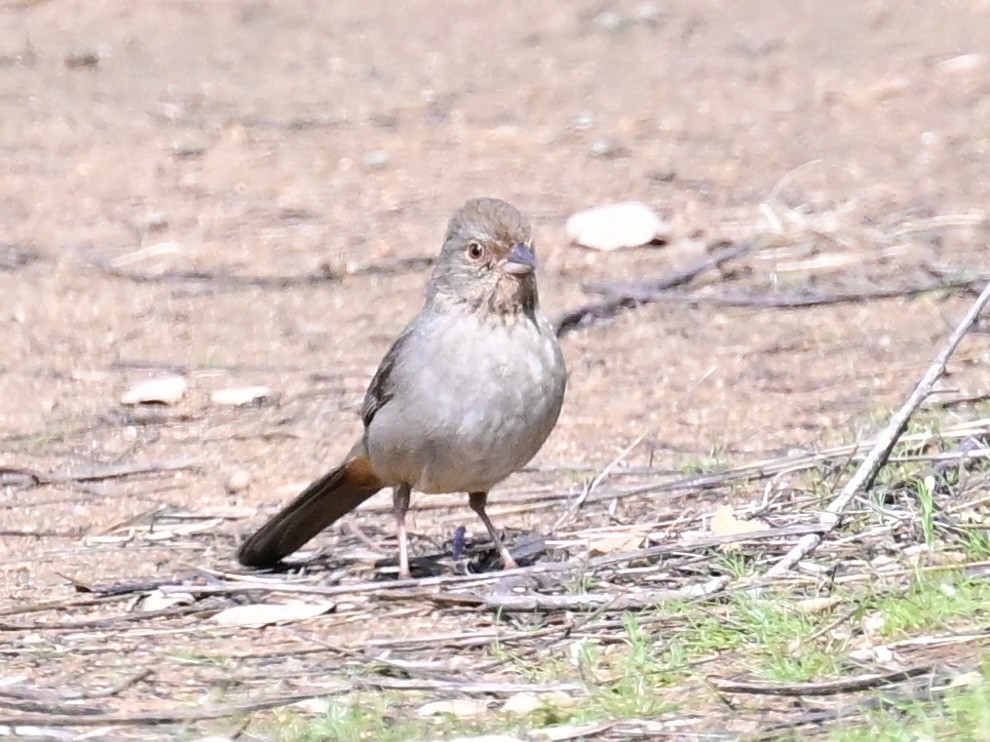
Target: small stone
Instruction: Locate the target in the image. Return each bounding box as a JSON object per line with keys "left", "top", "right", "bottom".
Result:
{"left": 632, "top": 3, "right": 665, "bottom": 25}
{"left": 171, "top": 134, "right": 208, "bottom": 159}
{"left": 141, "top": 212, "right": 169, "bottom": 231}
{"left": 362, "top": 150, "right": 389, "bottom": 170}
{"left": 140, "top": 590, "right": 194, "bottom": 612}
{"left": 937, "top": 53, "right": 985, "bottom": 73}
{"left": 502, "top": 693, "right": 542, "bottom": 715}
{"left": 572, "top": 111, "right": 595, "bottom": 130}
{"left": 120, "top": 375, "right": 187, "bottom": 406}
{"left": 592, "top": 10, "right": 626, "bottom": 32}
{"left": 224, "top": 469, "right": 252, "bottom": 494}
{"left": 589, "top": 137, "right": 625, "bottom": 158}
{"left": 645, "top": 168, "right": 676, "bottom": 183}
{"left": 65, "top": 48, "right": 100, "bottom": 69}
{"left": 211, "top": 601, "right": 334, "bottom": 628}
{"left": 293, "top": 697, "right": 332, "bottom": 714}
{"left": 210, "top": 385, "right": 273, "bottom": 407}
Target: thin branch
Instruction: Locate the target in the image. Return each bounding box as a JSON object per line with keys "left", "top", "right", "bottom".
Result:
{"left": 76, "top": 246, "right": 432, "bottom": 289}
{"left": 553, "top": 240, "right": 755, "bottom": 336}
{"left": 358, "top": 678, "right": 583, "bottom": 694}
{"left": 0, "top": 692, "right": 341, "bottom": 727}
{"left": 0, "top": 459, "right": 201, "bottom": 489}
{"left": 766, "top": 279, "right": 990, "bottom": 577}
{"left": 714, "top": 665, "right": 934, "bottom": 696}
{"left": 585, "top": 277, "right": 987, "bottom": 308}
{"left": 158, "top": 523, "right": 823, "bottom": 601}
{"left": 429, "top": 575, "right": 730, "bottom": 613}
{"left": 554, "top": 432, "right": 648, "bottom": 530}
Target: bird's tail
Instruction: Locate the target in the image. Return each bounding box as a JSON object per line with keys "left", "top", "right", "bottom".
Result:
{"left": 237, "top": 453, "right": 384, "bottom": 568}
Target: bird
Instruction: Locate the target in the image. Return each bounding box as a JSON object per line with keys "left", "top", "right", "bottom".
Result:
{"left": 237, "top": 197, "right": 567, "bottom": 577}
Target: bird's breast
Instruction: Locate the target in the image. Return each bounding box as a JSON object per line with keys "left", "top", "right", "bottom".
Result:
{"left": 365, "top": 310, "right": 566, "bottom": 494}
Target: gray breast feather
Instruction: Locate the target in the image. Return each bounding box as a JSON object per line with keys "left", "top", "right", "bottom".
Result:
{"left": 364, "top": 310, "right": 565, "bottom": 494}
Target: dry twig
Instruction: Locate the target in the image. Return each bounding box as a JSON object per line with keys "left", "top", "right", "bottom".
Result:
{"left": 553, "top": 240, "right": 755, "bottom": 336}
{"left": 766, "top": 279, "right": 990, "bottom": 576}
{"left": 714, "top": 665, "right": 934, "bottom": 696}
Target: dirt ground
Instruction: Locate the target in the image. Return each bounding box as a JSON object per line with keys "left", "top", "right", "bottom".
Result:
{"left": 2, "top": 0, "right": 990, "bottom": 738}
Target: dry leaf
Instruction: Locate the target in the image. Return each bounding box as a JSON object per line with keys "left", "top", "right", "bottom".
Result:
{"left": 938, "top": 53, "right": 985, "bottom": 73}
{"left": 292, "top": 697, "right": 332, "bottom": 714}
{"left": 138, "top": 590, "right": 194, "bottom": 612}
{"left": 587, "top": 533, "right": 644, "bottom": 555}
{"left": 710, "top": 505, "right": 769, "bottom": 540}
{"left": 143, "top": 519, "right": 223, "bottom": 541}
{"left": 948, "top": 671, "right": 984, "bottom": 688}
{"left": 210, "top": 601, "right": 334, "bottom": 628}
{"left": 502, "top": 693, "right": 542, "bottom": 716}
{"left": 792, "top": 596, "right": 842, "bottom": 614}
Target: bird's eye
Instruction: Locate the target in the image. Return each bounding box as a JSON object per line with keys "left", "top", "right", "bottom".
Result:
{"left": 465, "top": 241, "right": 485, "bottom": 260}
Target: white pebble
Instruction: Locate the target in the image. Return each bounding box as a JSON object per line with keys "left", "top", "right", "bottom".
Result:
{"left": 120, "top": 375, "right": 187, "bottom": 406}
{"left": 566, "top": 201, "right": 669, "bottom": 251}
{"left": 210, "top": 385, "right": 273, "bottom": 407}
{"left": 224, "top": 469, "right": 252, "bottom": 494}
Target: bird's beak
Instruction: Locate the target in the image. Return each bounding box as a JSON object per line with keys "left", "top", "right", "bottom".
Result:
{"left": 503, "top": 243, "right": 537, "bottom": 276}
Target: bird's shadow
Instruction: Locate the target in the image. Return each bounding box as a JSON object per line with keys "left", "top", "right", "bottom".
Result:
{"left": 246, "top": 529, "right": 551, "bottom": 581}
{"left": 367, "top": 528, "right": 550, "bottom": 580}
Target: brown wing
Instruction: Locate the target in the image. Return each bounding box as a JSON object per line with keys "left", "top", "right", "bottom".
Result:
{"left": 361, "top": 324, "right": 415, "bottom": 428}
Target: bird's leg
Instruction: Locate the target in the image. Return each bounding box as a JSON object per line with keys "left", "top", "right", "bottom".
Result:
{"left": 468, "top": 491, "right": 519, "bottom": 570}
{"left": 393, "top": 484, "right": 412, "bottom": 578}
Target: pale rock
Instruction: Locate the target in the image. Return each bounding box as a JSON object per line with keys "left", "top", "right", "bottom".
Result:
{"left": 502, "top": 693, "right": 542, "bottom": 715}
{"left": 120, "top": 375, "right": 188, "bottom": 406}
{"left": 588, "top": 137, "right": 624, "bottom": 158}
{"left": 139, "top": 590, "right": 194, "bottom": 612}
{"left": 211, "top": 601, "right": 334, "bottom": 628}
{"left": 141, "top": 211, "right": 169, "bottom": 231}
{"left": 633, "top": 3, "right": 665, "bottom": 25}
{"left": 224, "top": 469, "right": 252, "bottom": 494}
{"left": 592, "top": 10, "right": 626, "bottom": 32}
{"left": 362, "top": 150, "right": 389, "bottom": 169}
{"left": 210, "top": 385, "right": 273, "bottom": 406}
{"left": 566, "top": 201, "right": 669, "bottom": 250}
{"left": 938, "top": 53, "right": 985, "bottom": 73}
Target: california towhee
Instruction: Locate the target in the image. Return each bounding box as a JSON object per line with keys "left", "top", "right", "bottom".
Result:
{"left": 237, "top": 198, "right": 567, "bottom": 577}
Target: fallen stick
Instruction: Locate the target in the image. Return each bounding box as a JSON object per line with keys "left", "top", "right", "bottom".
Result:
{"left": 766, "top": 279, "right": 990, "bottom": 577}
{"left": 76, "top": 246, "right": 432, "bottom": 288}
{"left": 0, "top": 691, "right": 340, "bottom": 727}
{"left": 553, "top": 240, "right": 754, "bottom": 336}
{"left": 0, "top": 459, "right": 200, "bottom": 488}
{"left": 436, "top": 575, "right": 730, "bottom": 613}
{"left": 713, "top": 664, "right": 934, "bottom": 696}
{"left": 584, "top": 277, "right": 987, "bottom": 309}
